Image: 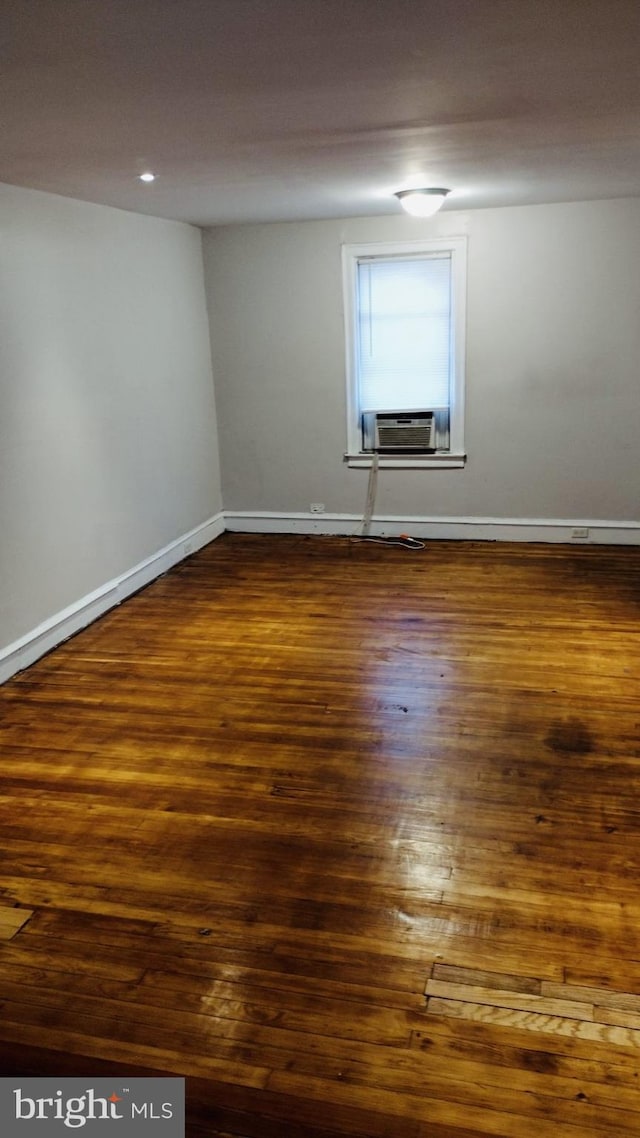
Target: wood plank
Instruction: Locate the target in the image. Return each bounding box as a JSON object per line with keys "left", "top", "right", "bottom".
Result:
{"left": 0, "top": 906, "right": 33, "bottom": 939}
{"left": 541, "top": 981, "right": 640, "bottom": 1015}
{"left": 427, "top": 997, "right": 640, "bottom": 1049}
{"left": 431, "top": 963, "right": 542, "bottom": 994}
{"left": 1, "top": 534, "right": 640, "bottom": 1136}
{"left": 594, "top": 1006, "right": 640, "bottom": 1031}
{"left": 267, "top": 1065, "right": 640, "bottom": 1138}
{"left": 425, "top": 979, "right": 594, "bottom": 1020}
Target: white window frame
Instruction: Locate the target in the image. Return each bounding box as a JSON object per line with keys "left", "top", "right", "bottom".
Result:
{"left": 342, "top": 237, "right": 467, "bottom": 468}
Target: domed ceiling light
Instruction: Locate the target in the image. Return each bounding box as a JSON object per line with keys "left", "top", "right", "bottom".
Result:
{"left": 394, "top": 187, "right": 450, "bottom": 217}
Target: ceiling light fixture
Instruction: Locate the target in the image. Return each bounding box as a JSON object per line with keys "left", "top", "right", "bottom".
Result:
{"left": 139, "top": 172, "right": 155, "bottom": 183}
{"left": 395, "top": 187, "right": 450, "bottom": 217}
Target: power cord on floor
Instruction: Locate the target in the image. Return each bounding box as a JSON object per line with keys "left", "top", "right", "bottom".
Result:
{"left": 356, "top": 452, "right": 426, "bottom": 549}
{"left": 350, "top": 535, "right": 426, "bottom": 550}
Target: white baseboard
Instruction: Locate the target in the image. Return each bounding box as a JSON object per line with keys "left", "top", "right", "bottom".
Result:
{"left": 0, "top": 513, "right": 224, "bottom": 686}
{"left": 4, "top": 507, "right": 639, "bottom": 687}
{"left": 224, "top": 510, "right": 640, "bottom": 545}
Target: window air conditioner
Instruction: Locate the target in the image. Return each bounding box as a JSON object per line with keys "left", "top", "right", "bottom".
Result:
{"left": 362, "top": 410, "right": 436, "bottom": 453}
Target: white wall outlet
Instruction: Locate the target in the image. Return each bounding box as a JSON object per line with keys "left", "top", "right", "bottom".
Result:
{"left": 310, "top": 503, "right": 325, "bottom": 513}
{"left": 571, "top": 527, "right": 589, "bottom": 540}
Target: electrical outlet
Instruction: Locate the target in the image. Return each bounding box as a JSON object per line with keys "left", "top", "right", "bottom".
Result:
{"left": 310, "top": 503, "right": 325, "bottom": 514}
{"left": 571, "top": 527, "right": 589, "bottom": 540}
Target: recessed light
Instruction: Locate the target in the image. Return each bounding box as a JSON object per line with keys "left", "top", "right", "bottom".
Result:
{"left": 139, "top": 172, "right": 155, "bottom": 183}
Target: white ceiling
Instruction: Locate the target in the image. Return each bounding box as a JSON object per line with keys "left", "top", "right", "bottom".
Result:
{"left": 4, "top": 0, "right": 640, "bottom": 227}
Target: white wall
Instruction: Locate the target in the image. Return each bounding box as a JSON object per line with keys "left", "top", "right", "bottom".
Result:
{"left": 4, "top": 191, "right": 637, "bottom": 670}
{"left": 0, "top": 183, "right": 222, "bottom": 657}
{"left": 203, "top": 199, "right": 640, "bottom": 532}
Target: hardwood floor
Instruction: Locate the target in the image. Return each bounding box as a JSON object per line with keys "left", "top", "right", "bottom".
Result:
{"left": 1, "top": 533, "right": 640, "bottom": 1136}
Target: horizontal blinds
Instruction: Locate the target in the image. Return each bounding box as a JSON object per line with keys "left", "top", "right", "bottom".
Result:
{"left": 357, "top": 254, "right": 451, "bottom": 412}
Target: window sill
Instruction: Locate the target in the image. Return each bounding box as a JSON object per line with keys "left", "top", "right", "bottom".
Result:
{"left": 345, "top": 452, "right": 467, "bottom": 469}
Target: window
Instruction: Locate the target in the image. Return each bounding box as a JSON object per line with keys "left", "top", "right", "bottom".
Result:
{"left": 342, "top": 237, "right": 467, "bottom": 466}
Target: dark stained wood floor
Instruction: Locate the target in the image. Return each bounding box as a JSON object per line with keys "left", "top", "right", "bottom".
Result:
{"left": 1, "top": 533, "right": 640, "bottom": 1136}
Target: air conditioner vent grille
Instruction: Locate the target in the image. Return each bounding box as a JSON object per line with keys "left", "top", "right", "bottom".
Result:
{"left": 361, "top": 411, "right": 436, "bottom": 452}
{"left": 377, "top": 423, "right": 433, "bottom": 449}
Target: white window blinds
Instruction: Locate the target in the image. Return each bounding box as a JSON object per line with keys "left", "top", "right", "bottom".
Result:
{"left": 356, "top": 254, "right": 452, "bottom": 412}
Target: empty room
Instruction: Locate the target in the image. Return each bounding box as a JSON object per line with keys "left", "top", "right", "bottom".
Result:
{"left": 1, "top": 2, "right": 640, "bottom": 1136}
